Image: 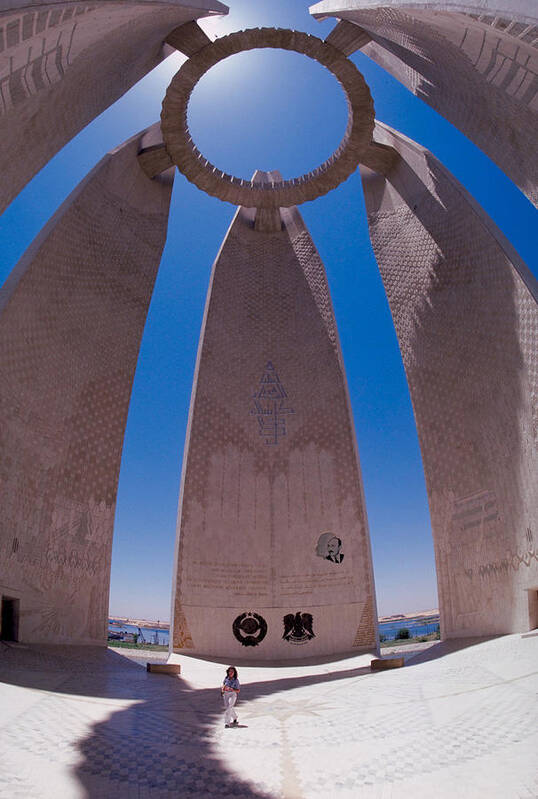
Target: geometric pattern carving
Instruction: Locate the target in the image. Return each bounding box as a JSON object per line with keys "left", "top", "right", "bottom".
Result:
{"left": 361, "top": 121, "right": 538, "bottom": 637}
{"left": 0, "top": 0, "right": 227, "bottom": 214}
{"left": 172, "top": 598, "right": 194, "bottom": 649}
{"left": 0, "top": 124, "right": 174, "bottom": 643}
{"left": 312, "top": 0, "right": 538, "bottom": 206}
{"left": 171, "top": 172, "right": 378, "bottom": 660}
{"left": 352, "top": 599, "right": 376, "bottom": 647}
{"left": 250, "top": 361, "right": 295, "bottom": 446}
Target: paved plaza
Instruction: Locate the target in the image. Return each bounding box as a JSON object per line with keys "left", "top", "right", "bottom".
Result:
{"left": 0, "top": 633, "right": 536, "bottom": 798}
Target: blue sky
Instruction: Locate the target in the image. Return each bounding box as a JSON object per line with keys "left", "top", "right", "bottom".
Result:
{"left": 0, "top": 0, "right": 536, "bottom": 620}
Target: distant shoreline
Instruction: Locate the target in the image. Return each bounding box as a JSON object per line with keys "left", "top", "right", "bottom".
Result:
{"left": 378, "top": 608, "right": 439, "bottom": 623}
{"left": 109, "top": 608, "right": 440, "bottom": 631}
{"left": 109, "top": 616, "right": 170, "bottom": 630}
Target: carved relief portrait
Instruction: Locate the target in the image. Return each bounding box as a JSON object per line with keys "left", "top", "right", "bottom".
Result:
{"left": 316, "top": 532, "right": 344, "bottom": 564}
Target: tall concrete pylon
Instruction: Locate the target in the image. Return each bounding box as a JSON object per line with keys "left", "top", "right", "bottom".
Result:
{"left": 0, "top": 0, "right": 227, "bottom": 214}
{"left": 361, "top": 122, "right": 538, "bottom": 638}
{"left": 311, "top": 0, "right": 538, "bottom": 206}
{"left": 0, "top": 124, "right": 174, "bottom": 643}
{"left": 171, "top": 173, "right": 378, "bottom": 661}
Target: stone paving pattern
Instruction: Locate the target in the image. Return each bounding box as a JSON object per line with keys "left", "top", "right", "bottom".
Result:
{"left": 361, "top": 121, "right": 538, "bottom": 638}
{"left": 311, "top": 0, "right": 538, "bottom": 206}
{"left": 0, "top": 0, "right": 227, "bottom": 214}
{"left": 172, "top": 176, "right": 377, "bottom": 660}
{"left": 0, "top": 633, "right": 536, "bottom": 797}
{"left": 0, "top": 125, "right": 174, "bottom": 644}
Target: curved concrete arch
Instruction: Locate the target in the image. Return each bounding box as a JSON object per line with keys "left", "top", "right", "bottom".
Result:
{"left": 0, "top": 0, "right": 227, "bottom": 215}
{"left": 361, "top": 120, "right": 537, "bottom": 637}
{"left": 0, "top": 123, "right": 174, "bottom": 643}
{"left": 160, "top": 27, "right": 375, "bottom": 208}
{"left": 311, "top": 0, "right": 538, "bottom": 206}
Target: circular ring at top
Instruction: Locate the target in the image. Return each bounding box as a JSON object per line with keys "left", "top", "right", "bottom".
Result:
{"left": 160, "top": 28, "right": 375, "bottom": 208}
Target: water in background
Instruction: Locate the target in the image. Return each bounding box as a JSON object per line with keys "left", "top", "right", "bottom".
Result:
{"left": 108, "top": 623, "right": 169, "bottom": 646}
{"left": 109, "top": 617, "right": 439, "bottom": 646}
{"left": 379, "top": 617, "right": 439, "bottom": 641}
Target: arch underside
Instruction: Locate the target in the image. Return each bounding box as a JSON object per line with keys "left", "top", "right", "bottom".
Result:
{"left": 311, "top": 0, "right": 538, "bottom": 206}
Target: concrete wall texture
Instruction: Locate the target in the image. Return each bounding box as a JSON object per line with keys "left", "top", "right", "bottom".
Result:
{"left": 1, "top": 1, "right": 535, "bottom": 648}
{"left": 0, "top": 0, "right": 227, "bottom": 215}
{"left": 311, "top": 0, "right": 538, "bottom": 206}
{"left": 171, "top": 177, "right": 378, "bottom": 660}
{"left": 361, "top": 121, "right": 538, "bottom": 637}
{"left": 0, "top": 124, "right": 174, "bottom": 643}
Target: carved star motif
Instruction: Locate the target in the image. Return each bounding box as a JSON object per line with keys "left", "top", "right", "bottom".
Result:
{"left": 241, "top": 697, "right": 334, "bottom": 723}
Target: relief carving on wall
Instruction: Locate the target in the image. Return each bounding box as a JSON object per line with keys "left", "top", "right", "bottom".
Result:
{"left": 250, "top": 361, "right": 294, "bottom": 446}
{"left": 232, "top": 611, "right": 268, "bottom": 646}
{"left": 352, "top": 600, "right": 374, "bottom": 648}
{"left": 0, "top": 6, "right": 95, "bottom": 115}
{"left": 477, "top": 526, "right": 537, "bottom": 579}
{"left": 315, "top": 532, "right": 344, "bottom": 564}
{"left": 450, "top": 491, "right": 537, "bottom": 581}
{"left": 173, "top": 598, "right": 194, "bottom": 649}
{"left": 282, "top": 612, "right": 315, "bottom": 644}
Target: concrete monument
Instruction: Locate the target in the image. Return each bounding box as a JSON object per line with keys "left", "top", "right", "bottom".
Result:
{"left": 311, "top": 0, "right": 538, "bottom": 206}
{"left": 1, "top": 16, "right": 535, "bottom": 650}
{"left": 0, "top": 0, "right": 227, "bottom": 214}
{"left": 160, "top": 29, "right": 386, "bottom": 660}
{"left": 0, "top": 124, "right": 174, "bottom": 643}
{"left": 170, "top": 176, "right": 379, "bottom": 660}
{"left": 361, "top": 121, "right": 538, "bottom": 637}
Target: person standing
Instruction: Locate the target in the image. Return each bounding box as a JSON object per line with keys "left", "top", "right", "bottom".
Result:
{"left": 221, "top": 666, "right": 240, "bottom": 728}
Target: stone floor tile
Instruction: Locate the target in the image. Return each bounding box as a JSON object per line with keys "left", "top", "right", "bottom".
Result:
{"left": 0, "top": 636, "right": 536, "bottom": 798}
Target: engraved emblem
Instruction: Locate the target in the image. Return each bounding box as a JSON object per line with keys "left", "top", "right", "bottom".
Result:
{"left": 282, "top": 612, "right": 315, "bottom": 644}
{"left": 232, "top": 612, "right": 268, "bottom": 647}
{"left": 250, "top": 361, "right": 294, "bottom": 446}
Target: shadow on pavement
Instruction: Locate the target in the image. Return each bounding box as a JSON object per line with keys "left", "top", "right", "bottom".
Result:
{"left": 0, "top": 635, "right": 501, "bottom": 797}
{"left": 0, "top": 644, "right": 372, "bottom": 798}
